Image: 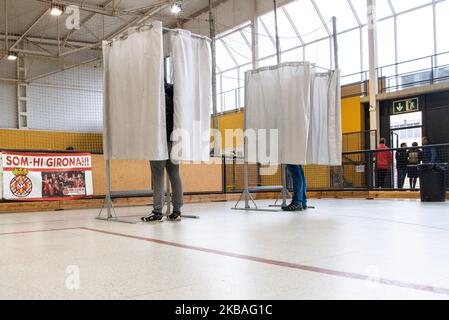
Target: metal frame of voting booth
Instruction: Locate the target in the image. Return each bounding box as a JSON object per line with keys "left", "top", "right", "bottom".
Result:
{"left": 97, "top": 24, "right": 212, "bottom": 224}
{"left": 232, "top": 7, "right": 340, "bottom": 213}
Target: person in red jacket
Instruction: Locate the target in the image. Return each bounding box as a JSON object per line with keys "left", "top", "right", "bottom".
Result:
{"left": 376, "top": 138, "right": 393, "bottom": 188}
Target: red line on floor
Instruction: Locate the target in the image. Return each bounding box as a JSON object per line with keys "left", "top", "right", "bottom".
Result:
{"left": 0, "top": 227, "right": 80, "bottom": 236}
{"left": 80, "top": 226, "right": 449, "bottom": 296}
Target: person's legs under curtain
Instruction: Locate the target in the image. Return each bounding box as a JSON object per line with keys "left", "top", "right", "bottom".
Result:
{"left": 299, "top": 165, "right": 307, "bottom": 209}
{"left": 286, "top": 165, "right": 301, "bottom": 204}
{"left": 151, "top": 160, "right": 166, "bottom": 213}
{"left": 284, "top": 165, "right": 303, "bottom": 211}
{"left": 142, "top": 160, "right": 166, "bottom": 222}
{"left": 166, "top": 159, "right": 183, "bottom": 213}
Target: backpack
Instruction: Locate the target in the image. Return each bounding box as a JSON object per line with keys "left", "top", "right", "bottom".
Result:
{"left": 409, "top": 151, "right": 419, "bottom": 164}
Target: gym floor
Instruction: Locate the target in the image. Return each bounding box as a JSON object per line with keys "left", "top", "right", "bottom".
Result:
{"left": 1, "top": 199, "right": 449, "bottom": 300}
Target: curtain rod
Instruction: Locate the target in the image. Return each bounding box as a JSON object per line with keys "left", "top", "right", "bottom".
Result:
{"left": 246, "top": 62, "right": 335, "bottom": 75}
{"left": 106, "top": 23, "right": 210, "bottom": 46}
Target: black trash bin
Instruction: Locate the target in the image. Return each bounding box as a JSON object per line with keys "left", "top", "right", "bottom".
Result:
{"left": 418, "top": 163, "right": 448, "bottom": 202}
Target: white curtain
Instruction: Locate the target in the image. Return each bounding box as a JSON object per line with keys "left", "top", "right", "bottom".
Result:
{"left": 103, "top": 21, "right": 167, "bottom": 161}
{"left": 246, "top": 63, "right": 313, "bottom": 165}
{"left": 245, "top": 63, "right": 342, "bottom": 166}
{"left": 278, "top": 63, "right": 313, "bottom": 165}
{"left": 171, "top": 30, "right": 212, "bottom": 162}
{"left": 307, "top": 70, "right": 342, "bottom": 165}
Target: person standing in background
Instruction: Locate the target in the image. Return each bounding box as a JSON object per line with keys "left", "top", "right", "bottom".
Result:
{"left": 407, "top": 142, "right": 422, "bottom": 189}
{"left": 396, "top": 143, "right": 408, "bottom": 189}
{"left": 376, "top": 138, "right": 393, "bottom": 189}
{"left": 422, "top": 136, "right": 438, "bottom": 163}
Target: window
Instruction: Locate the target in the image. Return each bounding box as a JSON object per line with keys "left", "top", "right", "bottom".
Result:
{"left": 375, "top": 0, "right": 393, "bottom": 19}
{"left": 361, "top": 26, "right": 369, "bottom": 72}
{"left": 350, "top": 0, "right": 368, "bottom": 25}
{"left": 338, "top": 29, "right": 362, "bottom": 77}
{"left": 397, "top": 6, "right": 434, "bottom": 73}
{"left": 219, "top": 31, "right": 252, "bottom": 66}
{"left": 216, "top": 23, "right": 252, "bottom": 112}
{"left": 216, "top": 40, "right": 237, "bottom": 72}
{"left": 277, "top": 8, "right": 303, "bottom": 51}
{"left": 259, "top": 55, "right": 278, "bottom": 68}
{"left": 376, "top": 18, "right": 395, "bottom": 68}
{"left": 305, "top": 38, "right": 331, "bottom": 69}
{"left": 219, "top": 70, "right": 239, "bottom": 112}
{"left": 282, "top": 47, "right": 304, "bottom": 63}
{"left": 314, "top": 0, "right": 359, "bottom": 32}
{"left": 436, "top": 0, "right": 449, "bottom": 64}
{"left": 282, "top": 0, "right": 328, "bottom": 44}
{"left": 391, "top": 0, "right": 432, "bottom": 14}
{"left": 258, "top": 12, "right": 277, "bottom": 59}
{"left": 214, "top": 0, "right": 445, "bottom": 112}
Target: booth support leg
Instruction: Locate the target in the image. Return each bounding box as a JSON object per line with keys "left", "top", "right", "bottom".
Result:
{"left": 105, "top": 159, "right": 113, "bottom": 219}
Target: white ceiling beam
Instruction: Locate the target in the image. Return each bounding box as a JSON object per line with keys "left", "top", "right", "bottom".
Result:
{"left": 0, "top": 33, "right": 97, "bottom": 48}
{"left": 33, "top": 0, "right": 166, "bottom": 16}
{"left": 105, "top": 1, "right": 171, "bottom": 40}
{"left": 25, "top": 37, "right": 56, "bottom": 55}
{"left": 9, "top": 48, "right": 53, "bottom": 56}
{"left": 33, "top": 0, "right": 128, "bottom": 16}
{"left": 27, "top": 57, "right": 100, "bottom": 82}
{"left": 282, "top": 7, "right": 305, "bottom": 46}
{"left": 59, "top": 41, "right": 101, "bottom": 57}
{"left": 310, "top": 0, "right": 332, "bottom": 37}
{"left": 347, "top": 0, "right": 362, "bottom": 26}
{"left": 9, "top": 8, "right": 50, "bottom": 50}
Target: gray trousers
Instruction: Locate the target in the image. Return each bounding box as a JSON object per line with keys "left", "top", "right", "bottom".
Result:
{"left": 150, "top": 144, "right": 183, "bottom": 213}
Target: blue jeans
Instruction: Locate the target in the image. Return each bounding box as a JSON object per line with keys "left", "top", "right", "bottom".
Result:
{"left": 286, "top": 165, "right": 307, "bottom": 207}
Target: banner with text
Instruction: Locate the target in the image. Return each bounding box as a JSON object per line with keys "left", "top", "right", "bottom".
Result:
{"left": 1, "top": 151, "right": 93, "bottom": 201}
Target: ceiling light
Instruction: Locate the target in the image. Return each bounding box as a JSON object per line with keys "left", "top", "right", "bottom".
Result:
{"left": 7, "top": 52, "right": 18, "bottom": 61}
{"left": 171, "top": 2, "right": 182, "bottom": 14}
{"left": 50, "top": 5, "right": 63, "bottom": 16}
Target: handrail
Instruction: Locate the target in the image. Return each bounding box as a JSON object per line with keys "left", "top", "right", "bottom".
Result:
{"left": 378, "top": 50, "right": 449, "bottom": 71}
{"left": 217, "top": 51, "right": 449, "bottom": 100}
{"left": 381, "top": 63, "right": 449, "bottom": 80}
{"left": 217, "top": 86, "right": 244, "bottom": 95}
{"left": 222, "top": 143, "right": 449, "bottom": 161}
{"left": 342, "top": 143, "right": 449, "bottom": 156}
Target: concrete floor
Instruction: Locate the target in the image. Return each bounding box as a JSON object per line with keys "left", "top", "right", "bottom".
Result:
{"left": 1, "top": 199, "right": 449, "bottom": 300}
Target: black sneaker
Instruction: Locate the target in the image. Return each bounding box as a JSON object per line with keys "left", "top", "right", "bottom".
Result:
{"left": 282, "top": 203, "right": 303, "bottom": 212}
{"left": 167, "top": 211, "right": 181, "bottom": 221}
{"left": 141, "top": 211, "right": 163, "bottom": 222}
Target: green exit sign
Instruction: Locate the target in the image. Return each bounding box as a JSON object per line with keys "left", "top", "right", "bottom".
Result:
{"left": 393, "top": 98, "right": 419, "bottom": 114}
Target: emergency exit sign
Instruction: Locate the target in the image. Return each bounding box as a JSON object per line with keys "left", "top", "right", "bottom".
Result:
{"left": 393, "top": 98, "right": 419, "bottom": 114}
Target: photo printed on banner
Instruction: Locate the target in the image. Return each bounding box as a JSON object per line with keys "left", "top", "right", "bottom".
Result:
{"left": 42, "top": 171, "right": 87, "bottom": 198}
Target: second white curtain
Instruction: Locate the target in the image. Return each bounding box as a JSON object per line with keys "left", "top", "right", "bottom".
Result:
{"left": 306, "top": 70, "right": 342, "bottom": 165}
{"left": 171, "top": 30, "right": 212, "bottom": 162}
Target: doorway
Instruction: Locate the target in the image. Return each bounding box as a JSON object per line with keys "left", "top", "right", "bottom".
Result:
{"left": 390, "top": 111, "right": 423, "bottom": 189}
